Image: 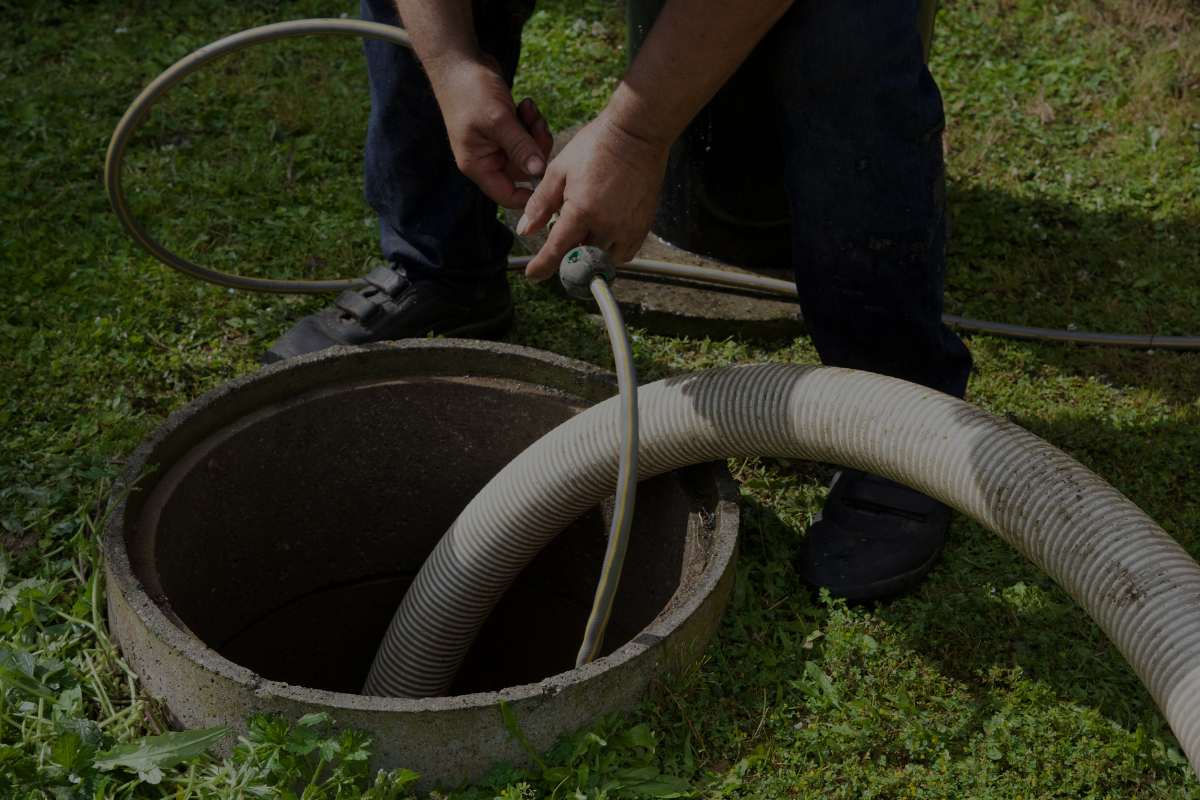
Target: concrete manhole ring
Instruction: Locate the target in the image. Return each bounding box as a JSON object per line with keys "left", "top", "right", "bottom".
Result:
{"left": 104, "top": 339, "right": 739, "bottom": 787}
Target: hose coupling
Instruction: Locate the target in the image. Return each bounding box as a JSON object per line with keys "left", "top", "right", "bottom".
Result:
{"left": 560, "top": 246, "right": 617, "bottom": 300}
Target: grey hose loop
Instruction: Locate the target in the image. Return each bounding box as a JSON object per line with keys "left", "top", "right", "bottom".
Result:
{"left": 108, "top": 19, "right": 1200, "bottom": 349}
{"left": 363, "top": 363, "right": 1200, "bottom": 778}
{"left": 104, "top": 19, "right": 411, "bottom": 293}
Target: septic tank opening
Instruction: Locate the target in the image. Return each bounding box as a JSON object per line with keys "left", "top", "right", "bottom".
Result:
{"left": 132, "top": 374, "right": 701, "bottom": 695}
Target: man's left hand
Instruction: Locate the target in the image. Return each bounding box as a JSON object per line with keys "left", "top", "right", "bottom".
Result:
{"left": 517, "top": 111, "right": 669, "bottom": 281}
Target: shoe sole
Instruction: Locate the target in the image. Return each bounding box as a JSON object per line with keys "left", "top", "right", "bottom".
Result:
{"left": 794, "top": 537, "right": 944, "bottom": 605}
{"left": 834, "top": 546, "right": 943, "bottom": 604}
{"left": 260, "top": 305, "right": 514, "bottom": 366}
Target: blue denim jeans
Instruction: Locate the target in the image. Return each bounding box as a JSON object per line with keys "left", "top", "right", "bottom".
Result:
{"left": 361, "top": 0, "right": 532, "bottom": 282}
{"left": 360, "top": 0, "right": 972, "bottom": 397}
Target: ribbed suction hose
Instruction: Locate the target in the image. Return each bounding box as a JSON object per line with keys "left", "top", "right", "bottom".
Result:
{"left": 363, "top": 363, "right": 1200, "bottom": 776}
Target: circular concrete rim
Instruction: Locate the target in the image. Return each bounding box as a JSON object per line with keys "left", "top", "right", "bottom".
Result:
{"left": 104, "top": 338, "right": 740, "bottom": 712}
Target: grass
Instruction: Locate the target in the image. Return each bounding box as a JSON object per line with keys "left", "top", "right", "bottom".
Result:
{"left": 1, "top": 0, "right": 1198, "bottom": 796}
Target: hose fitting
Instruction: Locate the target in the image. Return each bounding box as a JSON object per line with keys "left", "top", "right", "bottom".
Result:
{"left": 560, "top": 246, "right": 618, "bottom": 299}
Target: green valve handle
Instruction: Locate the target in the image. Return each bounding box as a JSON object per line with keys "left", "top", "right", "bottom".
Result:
{"left": 560, "top": 246, "right": 617, "bottom": 300}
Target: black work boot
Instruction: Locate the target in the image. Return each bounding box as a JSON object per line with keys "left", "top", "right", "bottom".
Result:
{"left": 263, "top": 264, "right": 513, "bottom": 364}
{"left": 793, "top": 469, "right": 949, "bottom": 603}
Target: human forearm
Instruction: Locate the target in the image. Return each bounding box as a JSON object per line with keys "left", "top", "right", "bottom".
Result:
{"left": 518, "top": 0, "right": 793, "bottom": 277}
{"left": 391, "top": 0, "right": 479, "bottom": 77}
{"left": 390, "top": 0, "right": 552, "bottom": 207}
{"left": 604, "top": 0, "right": 794, "bottom": 148}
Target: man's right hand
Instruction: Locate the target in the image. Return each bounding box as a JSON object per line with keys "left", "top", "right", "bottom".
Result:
{"left": 425, "top": 57, "right": 553, "bottom": 209}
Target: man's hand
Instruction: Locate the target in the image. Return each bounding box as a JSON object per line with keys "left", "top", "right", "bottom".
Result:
{"left": 512, "top": 0, "right": 790, "bottom": 281}
{"left": 517, "top": 112, "right": 669, "bottom": 281}
{"left": 427, "top": 57, "right": 553, "bottom": 209}
{"left": 395, "top": 0, "right": 788, "bottom": 277}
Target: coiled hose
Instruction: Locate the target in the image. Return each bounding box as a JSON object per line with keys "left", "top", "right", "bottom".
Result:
{"left": 363, "top": 359, "right": 1200, "bottom": 777}
{"left": 104, "top": 18, "right": 1200, "bottom": 351}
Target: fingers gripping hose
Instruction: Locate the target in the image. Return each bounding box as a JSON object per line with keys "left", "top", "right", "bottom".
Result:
{"left": 363, "top": 362, "right": 1200, "bottom": 777}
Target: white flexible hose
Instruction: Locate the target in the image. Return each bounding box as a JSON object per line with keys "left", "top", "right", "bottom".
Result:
{"left": 363, "top": 363, "right": 1200, "bottom": 777}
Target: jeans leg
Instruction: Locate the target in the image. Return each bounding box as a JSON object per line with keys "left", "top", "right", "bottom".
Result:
{"left": 764, "top": 0, "right": 972, "bottom": 397}
{"left": 361, "top": 0, "right": 533, "bottom": 280}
